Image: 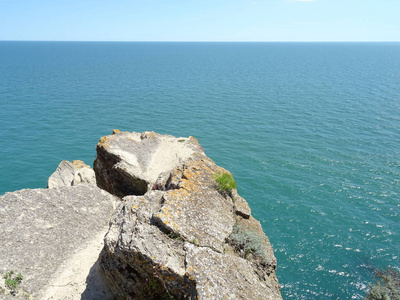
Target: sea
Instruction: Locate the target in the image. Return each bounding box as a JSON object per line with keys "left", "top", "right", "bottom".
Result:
{"left": 1, "top": 41, "right": 399, "bottom": 299}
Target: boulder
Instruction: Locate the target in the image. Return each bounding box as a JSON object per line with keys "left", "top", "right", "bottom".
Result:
{"left": 0, "top": 185, "right": 118, "bottom": 299}
{"left": 47, "top": 160, "right": 96, "bottom": 188}
{"left": 97, "top": 131, "right": 282, "bottom": 299}
{"left": 93, "top": 130, "right": 204, "bottom": 198}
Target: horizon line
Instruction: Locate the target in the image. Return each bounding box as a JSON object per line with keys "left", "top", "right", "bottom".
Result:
{"left": 1, "top": 40, "right": 400, "bottom": 43}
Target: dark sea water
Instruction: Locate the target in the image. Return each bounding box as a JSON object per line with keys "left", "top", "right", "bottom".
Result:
{"left": 1, "top": 41, "right": 399, "bottom": 299}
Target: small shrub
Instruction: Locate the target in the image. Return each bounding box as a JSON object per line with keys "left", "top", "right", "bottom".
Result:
{"left": 228, "top": 224, "right": 268, "bottom": 263}
{"left": 3, "top": 271, "right": 23, "bottom": 295}
{"left": 365, "top": 268, "right": 400, "bottom": 300}
{"left": 214, "top": 172, "right": 237, "bottom": 195}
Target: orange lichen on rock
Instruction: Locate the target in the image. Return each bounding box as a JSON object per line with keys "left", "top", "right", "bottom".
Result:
{"left": 94, "top": 131, "right": 282, "bottom": 300}
{"left": 98, "top": 135, "right": 111, "bottom": 148}
{"left": 71, "top": 160, "right": 89, "bottom": 169}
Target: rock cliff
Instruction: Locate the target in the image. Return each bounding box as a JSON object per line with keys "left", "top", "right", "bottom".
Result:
{"left": 95, "top": 130, "right": 282, "bottom": 299}
{"left": 0, "top": 130, "right": 281, "bottom": 299}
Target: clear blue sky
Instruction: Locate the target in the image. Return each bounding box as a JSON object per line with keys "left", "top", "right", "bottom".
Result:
{"left": 1, "top": 0, "right": 399, "bottom": 42}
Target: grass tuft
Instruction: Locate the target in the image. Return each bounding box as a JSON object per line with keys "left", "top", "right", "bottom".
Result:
{"left": 214, "top": 172, "right": 237, "bottom": 195}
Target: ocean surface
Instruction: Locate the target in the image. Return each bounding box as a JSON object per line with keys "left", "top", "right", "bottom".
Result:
{"left": 1, "top": 41, "right": 399, "bottom": 299}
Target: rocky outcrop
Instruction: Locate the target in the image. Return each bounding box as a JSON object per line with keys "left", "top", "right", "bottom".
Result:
{"left": 93, "top": 130, "right": 204, "bottom": 198}
{"left": 96, "top": 131, "right": 282, "bottom": 299}
{"left": 0, "top": 130, "right": 281, "bottom": 299}
{"left": 47, "top": 160, "right": 96, "bottom": 188}
{"left": 0, "top": 185, "right": 118, "bottom": 299}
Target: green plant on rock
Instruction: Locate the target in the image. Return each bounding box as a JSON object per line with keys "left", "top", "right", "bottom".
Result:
{"left": 228, "top": 224, "right": 268, "bottom": 264}
{"left": 214, "top": 172, "right": 237, "bottom": 195}
{"left": 167, "top": 232, "right": 182, "bottom": 241}
{"left": 365, "top": 268, "right": 400, "bottom": 300}
{"left": 3, "top": 271, "right": 23, "bottom": 295}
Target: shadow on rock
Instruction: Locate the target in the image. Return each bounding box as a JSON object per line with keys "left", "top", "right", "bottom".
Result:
{"left": 81, "top": 258, "right": 113, "bottom": 300}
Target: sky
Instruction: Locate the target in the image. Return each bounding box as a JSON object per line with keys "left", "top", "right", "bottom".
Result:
{"left": 1, "top": 0, "right": 399, "bottom": 42}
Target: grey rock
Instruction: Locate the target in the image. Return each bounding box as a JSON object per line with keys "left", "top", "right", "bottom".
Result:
{"left": 0, "top": 185, "right": 118, "bottom": 299}
{"left": 93, "top": 130, "right": 204, "bottom": 198}
{"left": 232, "top": 190, "right": 252, "bottom": 219}
{"left": 97, "top": 131, "right": 282, "bottom": 299}
{"left": 0, "top": 130, "right": 281, "bottom": 299}
{"left": 100, "top": 193, "right": 195, "bottom": 299}
{"left": 153, "top": 155, "right": 235, "bottom": 253}
{"left": 47, "top": 160, "right": 96, "bottom": 188}
{"left": 185, "top": 243, "right": 280, "bottom": 300}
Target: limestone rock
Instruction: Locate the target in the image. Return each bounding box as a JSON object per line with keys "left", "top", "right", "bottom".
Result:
{"left": 0, "top": 185, "right": 118, "bottom": 299}
{"left": 152, "top": 155, "right": 236, "bottom": 253}
{"left": 93, "top": 131, "right": 204, "bottom": 198}
{"left": 100, "top": 193, "right": 195, "bottom": 299}
{"left": 184, "top": 243, "right": 279, "bottom": 300}
{"left": 97, "top": 131, "right": 282, "bottom": 299}
{"left": 47, "top": 160, "right": 96, "bottom": 188}
{"left": 232, "top": 190, "right": 252, "bottom": 219}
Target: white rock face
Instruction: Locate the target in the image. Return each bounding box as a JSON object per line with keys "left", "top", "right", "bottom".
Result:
{"left": 48, "top": 160, "right": 96, "bottom": 188}
{"left": 94, "top": 130, "right": 204, "bottom": 197}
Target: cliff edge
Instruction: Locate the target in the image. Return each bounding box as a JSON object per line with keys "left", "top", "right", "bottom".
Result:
{"left": 0, "top": 130, "right": 281, "bottom": 299}
{"left": 95, "top": 130, "right": 282, "bottom": 299}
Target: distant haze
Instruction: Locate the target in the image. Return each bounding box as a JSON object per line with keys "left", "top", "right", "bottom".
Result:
{"left": 1, "top": 0, "right": 399, "bottom": 42}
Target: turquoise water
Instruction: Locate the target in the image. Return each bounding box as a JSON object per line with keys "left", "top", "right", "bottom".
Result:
{"left": 1, "top": 42, "right": 399, "bottom": 299}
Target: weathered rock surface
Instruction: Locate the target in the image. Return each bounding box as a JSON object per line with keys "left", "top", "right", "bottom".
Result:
{"left": 97, "top": 131, "right": 282, "bottom": 299}
{"left": 93, "top": 130, "right": 204, "bottom": 198}
{"left": 0, "top": 185, "right": 118, "bottom": 299}
{"left": 184, "top": 243, "right": 278, "bottom": 299}
{"left": 47, "top": 160, "right": 96, "bottom": 188}
{"left": 1, "top": 130, "right": 281, "bottom": 299}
